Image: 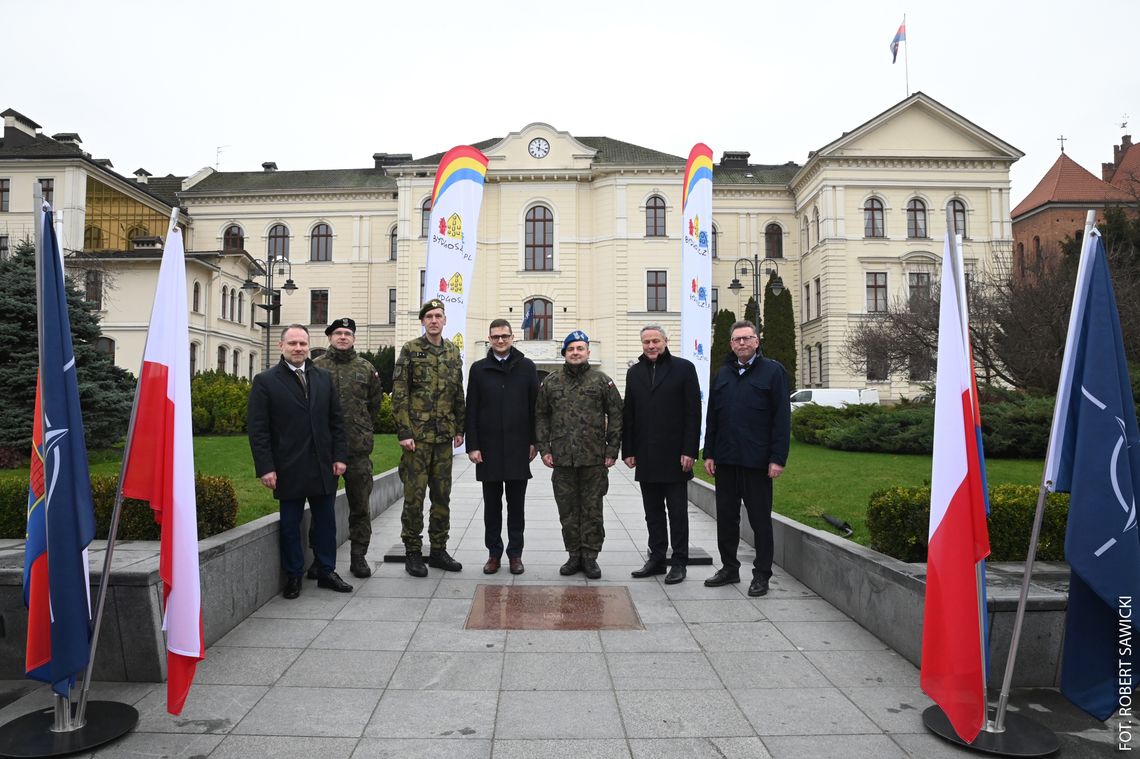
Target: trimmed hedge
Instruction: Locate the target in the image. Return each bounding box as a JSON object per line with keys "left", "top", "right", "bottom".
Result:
{"left": 1, "top": 472, "right": 238, "bottom": 541}
{"left": 867, "top": 484, "right": 1069, "bottom": 563}
{"left": 191, "top": 371, "right": 251, "bottom": 434}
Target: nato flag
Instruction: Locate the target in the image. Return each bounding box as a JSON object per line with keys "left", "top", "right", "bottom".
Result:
{"left": 1054, "top": 233, "right": 1140, "bottom": 720}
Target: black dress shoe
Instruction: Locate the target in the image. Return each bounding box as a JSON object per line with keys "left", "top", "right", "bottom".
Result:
{"left": 582, "top": 557, "right": 602, "bottom": 579}
{"left": 350, "top": 555, "right": 372, "bottom": 578}
{"left": 283, "top": 576, "right": 302, "bottom": 599}
{"left": 630, "top": 560, "right": 666, "bottom": 578}
{"left": 405, "top": 552, "right": 428, "bottom": 577}
{"left": 306, "top": 562, "right": 319, "bottom": 580}
{"left": 664, "top": 565, "right": 687, "bottom": 585}
{"left": 747, "top": 577, "right": 770, "bottom": 597}
{"left": 428, "top": 549, "right": 463, "bottom": 572}
{"left": 317, "top": 571, "right": 353, "bottom": 593}
{"left": 559, "top": 554, "right": 581, "bottom": 575}
{"left": 704, "top": 567, "right": 741, "bottom": 587}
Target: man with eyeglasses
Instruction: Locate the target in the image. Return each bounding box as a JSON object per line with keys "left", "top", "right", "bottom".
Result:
{"left": 702, "top": 320, "right": 791, "bottom": 597}
{"left": 466, "top": 319, "right": 539, "bottom": 575}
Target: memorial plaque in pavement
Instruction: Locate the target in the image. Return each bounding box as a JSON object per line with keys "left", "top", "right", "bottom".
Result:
{"left": 465, "top": 585, "right": 643, "bottom": 630}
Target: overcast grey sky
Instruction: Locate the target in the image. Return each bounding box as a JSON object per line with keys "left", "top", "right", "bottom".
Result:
{"left": 5, "top": 0, "right": 1137, "bottom": 204}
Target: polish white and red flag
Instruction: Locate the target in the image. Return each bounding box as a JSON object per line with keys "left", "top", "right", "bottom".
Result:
{"left": 121, "top": 224, "right": 203, "bottom": 715}
{"left": 919, "top": 228, "right": 991, "bottom": 742}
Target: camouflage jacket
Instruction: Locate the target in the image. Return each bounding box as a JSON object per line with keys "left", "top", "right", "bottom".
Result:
{"left": 314, "top": 346, "right": 383, "bottom": 455}
{"left": 535, "top": 362, "right": 623, "bottom": 466}
{"left": 392, "top": 335, "right": 465, "bottom": 443}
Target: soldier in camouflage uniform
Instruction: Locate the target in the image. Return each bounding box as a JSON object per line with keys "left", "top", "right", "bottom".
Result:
{"left": 313, "top": 317, "right": 384, "bottom": 578}
{"left": 392, "top": 299, "right": 466, "bottom": 577}
{"left": 535, "top": 330, "right": 623, "bottom": 579}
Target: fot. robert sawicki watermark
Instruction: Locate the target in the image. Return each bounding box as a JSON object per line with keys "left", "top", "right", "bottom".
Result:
{"left": 1121, "top": 596, "right": 1135, "bottom": 750}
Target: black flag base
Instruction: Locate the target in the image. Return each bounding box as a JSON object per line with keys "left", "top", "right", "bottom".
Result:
{"left": 0, "top": 700, "right": 138, "bottom": 758}
{"left": 923, "top": 705, "right": 1060, "bottom": 757}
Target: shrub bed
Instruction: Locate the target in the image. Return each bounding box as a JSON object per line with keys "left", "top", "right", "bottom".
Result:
{"left": 2, "top": 472, "right": 238, "bottom": 541}
{"left": 867, "top": 484, "right": 1069, "bottom": 562}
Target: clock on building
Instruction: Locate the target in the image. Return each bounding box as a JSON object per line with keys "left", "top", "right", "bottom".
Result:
{"left": 528, "top": 137, "right": 550, "bottom": 159}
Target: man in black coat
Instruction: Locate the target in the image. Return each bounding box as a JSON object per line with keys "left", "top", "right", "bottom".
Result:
{"left": 702, "top": 320, "right": 791, "bottom": 597}
{"left": 248, "top": 324, "right": 351, "bottom": 599}
{"left": 466, "top": 319, "right": 538, "bottom": 575}
{"left": 622, "top": 325, "right": 701, "bottom": 584}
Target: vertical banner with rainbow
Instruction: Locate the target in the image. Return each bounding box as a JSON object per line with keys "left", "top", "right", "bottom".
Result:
{"left": 423, "top": 145, "right": 489, "bottom": 363}
{"left": 680, "top": 143, "right": 714, "bottom": 447}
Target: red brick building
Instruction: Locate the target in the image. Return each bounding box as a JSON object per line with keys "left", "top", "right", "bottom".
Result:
{"left": 1011, "top": 135, "right": 1139, "bottom": 277}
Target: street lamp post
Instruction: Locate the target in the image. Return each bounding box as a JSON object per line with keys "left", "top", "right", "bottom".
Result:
{"left": 727, "top": 254, "right": 784, "bottom": 328}
{"left": 241, "top": 254, "right": 297, "bottom": 370}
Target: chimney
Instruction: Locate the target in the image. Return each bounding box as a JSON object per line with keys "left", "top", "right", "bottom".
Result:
{"left": 51, "top": 132, "right": 82, "bottom": 146}
{"left": 1103, "top": 162, "right": 1115, "bottom": 181}
{"left": 262, "top": 161, "right": 278, "bottom": 172}
{"left": 2, "top": 108, "right": 41, "bottom": 145}
{"left": 133, "top": 167, "right": 152, "bottom": 184}
{"left": 373, "top": 152, "right": 412, "bottom": 169}
{"left": 720, "top": 151, "right": 751, "bottom": 168}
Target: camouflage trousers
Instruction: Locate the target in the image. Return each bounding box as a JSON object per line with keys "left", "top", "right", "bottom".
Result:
{"left": 399, "top": 442, "right": 454, "bottom": 553}
{"left": 551, "top": 465, "right": 609, "bottom": 559}
{"left": 308, "top": 454, "right": 374, "bottom": 557}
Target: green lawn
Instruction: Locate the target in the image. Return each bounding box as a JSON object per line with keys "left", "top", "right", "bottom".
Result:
{"left": 695, "top": 439, "right": 1044, "bottom": 546}
{"left": 2, "top": 435, "right": 403, "bottom": 525}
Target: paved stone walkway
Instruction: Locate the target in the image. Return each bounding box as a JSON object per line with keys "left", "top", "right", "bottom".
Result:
{"left": 0, "top": 459, "right": 1117, "bottom": 757}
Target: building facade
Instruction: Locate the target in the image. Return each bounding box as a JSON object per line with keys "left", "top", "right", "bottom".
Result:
{"left": 3, "top": 94, "right": 1022, "bottom": 400}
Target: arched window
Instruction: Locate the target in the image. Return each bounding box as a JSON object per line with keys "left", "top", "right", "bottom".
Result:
{"left": 806, "top": 346, "right": 813, "bottom": 385}
{"left": 950, "top": 199, "right": 967, "bottom": 237}
{"left": 801, "top": 217, "right": 809, "bottom": 250}
{"left": 190, "top": 343, "right": 198, "bottom": 375}
{"left": 237, "top": 291, "right": 244, "bottom": 322}
{"left": 221, "top": 285, "right": 229, "bottom": 320}
{"left": 765, "top": 223, "right": 783, "bottom": 259}
{"left": 232, "top": 350, "right": 241, "bottom": 376}
{"left": 268, "top": 223, "right": 289, "bottom": 260}
{"left": 863, "top": 198, "right": 885, "bottom": 238}
{"left": 229, "top": 287, "right": 236, "bottom": 321}
{"left": 525, "top": 206, "right": 554, "bottom": 271}
{"left": 524, "top": 298, "right": 553, "bottom": 340}
{"left": 711, "top": 224, "right": 719, "bottom": 258}
{"left": 421, "top": 198, "right": 432, "bottom": 237}
{"left": 224, "top": 225, "right": 244, "bottom": 250}
{"left": 645, "top": 195, "right": 666, "bottom": 237}
{"left": 192, "top": 281, "right": 201, "bottom": 312}
{"left": 310, "top": 223, "right": 332, "bottom": 262}
{"left": 389, "top": 227, "right": 398, "bottom": 260}
{"left": 95, "top": 337, "right": 115, "bottom": 362}
{"left": 1033, "top": 236, "right": 1042, "bottom": 265}
{"left": 813, "top": 207, "right": 820, "bottom": 244}
{"left": 84, "top": 226, "right": 103, "bottom": 250}
{"left": 217, "top": 346, "right": 227, "bottom": 373}
{"left": 906, "top": 199, "right": 927, "bottom": 239}
{"left": 127, "top": 225, "right": 147, "bottom": 243}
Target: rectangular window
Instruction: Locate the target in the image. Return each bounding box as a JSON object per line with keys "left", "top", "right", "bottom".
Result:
{"left": 803, "top": 284, "right": 811, "bottom": 321}
{"left": 419, "top": 270, "right": 425, "bottom": 303}
{"left": 647, "top": 270, "right": 667, "bottom": 312}
{"left": 806, "top": 348, "right": 813, "bottom": 385}
{"left": 814, "top": 278, "right": 821, "bottom": 319}
{"left": 38, "top": 178, "right": 54, "bottom": 205}
{"left": 866, "top": 272, "right": 887, "bottom": 313}
{"left": 908, "top": 352, "right": 933, "bottom": 382}
{"left": 909, "top": 272, "right": 931, "bottom": 305}
{"left": 85, "top": 270, "right": 103, "bottom": 310}
{"left": 0, "top": 235, "right": 8, "bottom": 261}
{"left": 271, "top": 291, "right": 281, "bottom": 326}
{"left": 0, "top": 179, "right": 9, "bottom": 212}
{"left": 310, "top": 289, "right": 328, "bottom": 325}
{"left": 710, "top": 287, "right": 718, "bottom": 323}
{"left": 866, "top": 350, "right": 888, "bottom": 382}
{"left": 389, "top": 288, "right": 397, "bottom": 325}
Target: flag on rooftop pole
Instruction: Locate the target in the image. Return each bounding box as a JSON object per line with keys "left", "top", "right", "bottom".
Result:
{"left": 920, "top": 227, "right": 991, "bottom": 742}
{"left": 890, "top": 18, "right": 906, "bottom": 63}
{"left": 1044, "top": 228, "right": 1140, "bottom": 720}
{"left": 23, "top": 202, "right": 97, "bottom": 696}
{"left": 680, "top": 143, "right": 714, "bottom": 447}
{"left": 121, "top": 223, "right": 204, "bottom": 715}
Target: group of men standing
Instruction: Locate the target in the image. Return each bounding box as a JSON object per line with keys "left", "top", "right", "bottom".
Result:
{"left": 247, "top": 301, "right": 791, "bottom": 600}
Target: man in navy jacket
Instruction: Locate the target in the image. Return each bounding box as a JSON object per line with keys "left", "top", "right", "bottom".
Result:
{"left": 248, "top": 324, "right": 350, "bottom": 599}
{"left": 702, "top": 320, "right": 791, "bottom": 597}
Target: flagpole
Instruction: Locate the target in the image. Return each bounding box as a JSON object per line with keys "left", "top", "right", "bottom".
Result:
{"left": 903, "top": 13, "right": 909, "bottom": 97}
{"left": 76, "top": 207, "right": 181, "bottom": 724}
{"left": 991, "top": 209, "right": 1096, "bottom": 730}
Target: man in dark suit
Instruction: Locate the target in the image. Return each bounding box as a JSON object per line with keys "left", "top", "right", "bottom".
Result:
{"left": 702, "top": 319, "right": 791, "bottom": 597}
{"left": 465, "top": 319, "right": 539, "bottom": 575}
{"left": 622, "top": 325, "right": 701, "bottom": 584}
{"left": 248, "top": 324, "right": 351, "bottom": 599}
